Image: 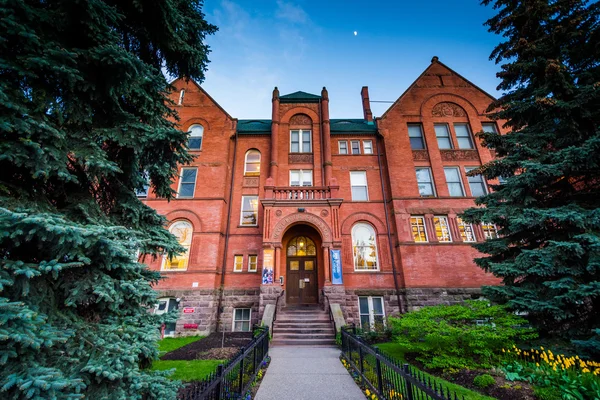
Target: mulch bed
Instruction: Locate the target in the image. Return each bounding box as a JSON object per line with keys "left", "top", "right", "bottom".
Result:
{"left": 161, "top": 332, "right": 253, "bottom": 361}
{"left": 444, "top": 369, "right": 536, "bottom": 400}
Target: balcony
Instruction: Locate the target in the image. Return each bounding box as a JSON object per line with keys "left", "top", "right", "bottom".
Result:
{"left": 262, "top": 185, "right": 341, "bottom": 206}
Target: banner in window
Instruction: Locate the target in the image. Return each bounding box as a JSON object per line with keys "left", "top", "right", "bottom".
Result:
{"left": 262, "top": 248, "right": 274, "bottom": 284}
{"left": 330, "top": 249, "right": 343, "bottom": 285}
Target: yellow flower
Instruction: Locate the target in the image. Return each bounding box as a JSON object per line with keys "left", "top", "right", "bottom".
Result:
{"left": 541, "top": 346, "right": 544, "bottom": 350}
{"left": 582, "top": 368, "right": 590, "bottom": 373}
{"left": 366, "top": 390, "right": 371, "bottom": 396}
{"left": 536, "top": 363, "right": 540, "bottom": 367}
{"left": 372, "top": 395, "right": 377, "bottom": 400}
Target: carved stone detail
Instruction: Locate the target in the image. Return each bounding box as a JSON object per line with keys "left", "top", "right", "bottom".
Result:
{"left": 289, "top": 154, "right": 314, "bottom": 164}
{"left": 440, "top": 150, "right": 479, "bottom": 161}
{"left": 275, "top": 210, "right": 282, "bottom": 217}
{"left": 272, "top": 212, "right": 332, "bottom": 243}
{"left": 289, "top": 113, "right": 312, "bottom": 125}
{"left": 320, "top": 209, "right": 329, "bottom": 217}
{"left": 242, "top": 177, "right": 259, "bottom": 187}
{"left": 412, "top": 150, "right": 429, "bottom": 161}
{"left": 432, "top": 102, "right": 467, "bottom": 117}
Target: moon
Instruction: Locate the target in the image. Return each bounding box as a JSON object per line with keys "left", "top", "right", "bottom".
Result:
{"left": 353, "top": 31, "right": 358, "bottom": 36}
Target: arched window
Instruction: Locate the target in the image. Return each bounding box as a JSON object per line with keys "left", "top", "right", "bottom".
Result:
{"left": 188, "top": 125, "right": 204, "bottom": 150}
{"left": 244, "top": 150, "right": 261, "bottom": 176}
{"left": 352, "top": 223, "right": 378, "bottom": 271}
{"left": 162, "top": 220, "right": 193, "bottom": 271}
{"left": 287, "top": 236, "right": 317, "bottom": 256}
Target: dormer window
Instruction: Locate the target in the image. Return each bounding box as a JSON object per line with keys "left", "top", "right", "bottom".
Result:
{"left": 290, "top": 130, "right": 311, "bottom": 153}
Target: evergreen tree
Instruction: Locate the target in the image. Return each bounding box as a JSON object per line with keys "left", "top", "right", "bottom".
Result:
{"left": 463, "top": 0, "right": 600, "bottom": 355}
{"left": 0, "top": 1, "right": 216, "bottom": 398}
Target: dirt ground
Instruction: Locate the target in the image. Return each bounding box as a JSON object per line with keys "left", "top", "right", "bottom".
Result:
{"left": 161, "top": 332, "right": 253, "bottom": 361}
{"left": 447, "top": 369, "right": 536, "bottom": 400}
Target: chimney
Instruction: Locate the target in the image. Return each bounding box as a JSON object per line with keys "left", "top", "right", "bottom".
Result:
{"left": 361, "top": 86, "right": 373, "bottom": 122}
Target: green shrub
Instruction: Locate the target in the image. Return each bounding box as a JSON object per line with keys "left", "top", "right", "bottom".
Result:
{"left": 473, "top": 374, "right": 495, "bottom": 389}
{"left": 388, "top": 300, "right": 537, "bottom": 371}
{"left": 533, "top": 386, "right": 562, "bottom": 400}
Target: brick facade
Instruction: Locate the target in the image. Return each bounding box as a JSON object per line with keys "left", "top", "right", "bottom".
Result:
{"left": 143, "top": 58, "right": 503, "bottom": 335}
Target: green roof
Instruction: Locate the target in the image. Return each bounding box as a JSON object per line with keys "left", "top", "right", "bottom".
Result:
{"left": 330, "top": 119, "right": 377, "bottom": 133}
{"left": 279, "top": 91, "right": 321, "bottom": 103}
{"left": 237, "top": 119, "right": 272, "bottom": 134}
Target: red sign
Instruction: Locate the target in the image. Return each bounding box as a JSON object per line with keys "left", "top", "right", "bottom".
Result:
{"left": 183, "top": 307, "right": 195, "bottom": 314}
{"left": 183, "top": 324, "right": 198, "bottom": 329}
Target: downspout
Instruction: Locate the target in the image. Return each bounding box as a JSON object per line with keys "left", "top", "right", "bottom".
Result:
{"left": 376, "top": 134, "right": 405, "bottom": 313}
{"left": 319, "top": 97, "right": 325, "bottom": 186}
{"left": 216, "top": 126, "right": 238, "bottom": 331}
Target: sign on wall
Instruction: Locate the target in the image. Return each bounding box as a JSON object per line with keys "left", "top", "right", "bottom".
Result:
{"left": 330, "top": 249, "right": 343, "bottom": 285}
{"left": 183, "top": 307, "right": 195, "bottom": 314}
{"left": 262, "top": 248, "right": 274, "bottom": 284}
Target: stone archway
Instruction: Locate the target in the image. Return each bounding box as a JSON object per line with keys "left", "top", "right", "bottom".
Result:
{"left": 271, "top": 212, "right": 333, "bottom": 246}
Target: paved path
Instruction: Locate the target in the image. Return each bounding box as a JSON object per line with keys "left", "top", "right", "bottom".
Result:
{"left": 255, "top": 346, "right": 365, "bottom": 400}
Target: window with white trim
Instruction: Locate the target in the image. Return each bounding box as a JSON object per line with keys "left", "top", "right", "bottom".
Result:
{"left": 244, "top": 150, "right": 261, "bottom": 176}
{"left": 363, "top": 140, "right": 373, "bottom": 154}
{"left": 248, "top": 255, "right": 258, "bottom": 272}
{"left": 188, "top": 125, "right": 204, "bottom": 150}
{"left": 358, "top": 296, "right": 385, "bottom": 331}
{"left": 411, "top": 216, "right": 428, "bottom": 243}
{"left": 338, "top": 141, "right": 348, "bottom": 154}
{"left": 352, "top": 223, "right": 379, "bottom": 271}
{"left": 162, "top": 221, "right": 192, "bottom": 271}
{"left": 454, "top": 123, "right": 474, "bottom": 149}
{"left": 408, "top": 124, "right": 425, "bottom": 149}
{"left": 289, "top": 170, "right": 313, "bottom": 187}
{"left": 155, "top": 297, "right": 178, "bottom": 336}
{"left": 435, "top": 124, "right": 453, "bottom": 149}
{"left": 465, "top": 167, "right": 488, "bottom": 197}
{"left": 433, "top": 216, "right": 452, "bottom": 242}
{"left": 482, "top": 223, "right": 499, "bottom": 240}
{"left": 457, "top": 217, "right": 476, "bottom": 242}
{"left": 233, "top": 308, "right": 251, "bottom": 332}
{"left": 178, "top": 89, "right": 185, "bottom": 105}
{"left": 350, "top": 171, "right": 368, "bottom": 201}
{"left": 240, "top": 196, "right": 258, "bottom": 226}
{"left": 481, "top": 122, "right": 498, "bottom": 134}
{"left": 177, "top": 168, "right": 197, "bottom": 198}
{"left": 351, "top": 140, "right": 360, "bottom": 155}
{"left": 415, "top": 167, "right": 435, "bottom": 197}
{"left": 444, "top": 167, "right": 465, "bottom": 197}
{"left": 136, "top": 171, "right": 150, "bottom": 197}
{"left": 290, "top": 130, "right": 311, "bottom": 153}
{"left": 234, "top": 255, "right": 243, "bottom": 272}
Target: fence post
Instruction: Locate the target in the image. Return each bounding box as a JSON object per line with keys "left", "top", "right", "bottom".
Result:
{"left": 253, "top": 345, "right": 257, "bottom": 374}
{"left": 403, "top": 364, "right": 414, "bottom": 400}
{"left": 358, "top": 342, "right": 364, "bottom": 381}
{"left": 215, "top": 364, "right": 224, "bottom": 400}
{"left": 375, "top": 348, "right": 383, "bottom": 395}
{"left": 238, "top": 347, "right": 245, "bottom": 396}
{"left": 352, "top": 323, "right": 357, "bottom": 335}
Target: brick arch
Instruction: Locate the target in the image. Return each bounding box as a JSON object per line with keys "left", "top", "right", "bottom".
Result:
{"left": 280, "top": 107, "right": 319, "bottom": 125}
{"left": 165, "top": 209, "right": 202, "bottom": 232}
{"left": 181, "top": 117, "right": 211, "bottom": 131}
{"left": 289, "top": 113, "right": 312, "bottom": 125}
{"left": 420, "top": 93, "right": 482, "bottom": 119}
{"left": 341, "top": 212, "right": 386, "bottom": 235}
{"left": 271, "top": 212, "right": 332, "bottom": 245}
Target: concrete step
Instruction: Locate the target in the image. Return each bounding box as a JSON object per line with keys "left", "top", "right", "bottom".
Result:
{"left": 275, "top": 315, "right": 331, "bottom": 321}
{"left": 279, "top": 308, "right": 325, "bottom": 314}
{"left": 275, "top": 333, "right": 335, "bottom": 339}
{"left": 271, "top": 338, "right": 336, "bottom": 346}
{"left": 273, "top": 322, "right": 333, "bottom": 329}
{"left": 275, "top": 328, "right": 335, "bottom": 334}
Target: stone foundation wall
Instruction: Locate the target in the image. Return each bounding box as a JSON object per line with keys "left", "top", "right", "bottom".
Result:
{"left": 218, "top": 288, "right": 261, "bottom": 332}
{"left": 156, "top": 289, "right": 219, "bottom": 336}
{"left": 259, "top": 285, "right": 284, "bottom": 316}
{"left": 403, "top": 287, "right": 483, "bottom": 311}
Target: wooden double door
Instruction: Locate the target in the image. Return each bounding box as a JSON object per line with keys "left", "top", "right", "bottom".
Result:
{"left": 286, "top": 257, "right": 318, "bottom": 304}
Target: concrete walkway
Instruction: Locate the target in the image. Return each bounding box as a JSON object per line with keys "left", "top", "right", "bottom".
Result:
{"left": 255, "top": 346, "right": 365, "bottom": 400}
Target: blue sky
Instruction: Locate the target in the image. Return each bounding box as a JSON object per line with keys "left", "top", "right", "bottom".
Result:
{"left": 201, "top": 0, "right": 502, "bottom": 118}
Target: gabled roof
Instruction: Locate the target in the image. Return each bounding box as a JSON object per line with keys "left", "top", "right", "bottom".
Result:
{"left": 169, "top": 77, "right": 233, "bottom": 120}
{"left": 330, "top": 119, "right": 377, "bottom": 134}
{"left": 237, "top": 119, "right": 272, "bottom": 134}
{"left": 279, "top": 91, "right": 321, "bottom": 103}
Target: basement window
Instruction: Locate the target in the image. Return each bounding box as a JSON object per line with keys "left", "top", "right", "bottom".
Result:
{"left": 358, "top": 296, "right": 385, "bottom": 331}
{"left": 233, "top": 308, "right": 251, "bottom": 332}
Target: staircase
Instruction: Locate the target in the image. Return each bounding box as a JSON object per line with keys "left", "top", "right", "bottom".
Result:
{"left": 271, "top": 305, "right": 336, "bottom": 346}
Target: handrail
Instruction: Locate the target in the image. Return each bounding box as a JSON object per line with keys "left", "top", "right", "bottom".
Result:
{"left": 321, "top": 289, "right": 334, "bottom": 323}
{"left": 273, "top": 289, "right": 285, "bottom": 323}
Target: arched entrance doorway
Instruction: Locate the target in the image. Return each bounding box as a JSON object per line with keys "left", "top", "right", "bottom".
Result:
{"left": 286, "top": 234, "right": 319, "bottom": 304}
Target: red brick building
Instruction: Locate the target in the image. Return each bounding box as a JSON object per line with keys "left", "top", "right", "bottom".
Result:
{"left": 142, "top": 57, "right": 503, "bottom": 336}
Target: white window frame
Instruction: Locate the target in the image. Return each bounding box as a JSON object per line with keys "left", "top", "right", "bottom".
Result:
{"left": 240, "top": 196, "right": 259, "bottom": 226}
{"left": 188, "top": 124, "right": 204, "bottom": 151}
{"left": 290, "top": 129, "right": 312, "bottom": 153}
{"left": 435, "top": 123, "right": 453, "bottom": 149}
{"left": 433, "top": 215, "right": 452, "bottom": 242}
{"left": 444, "top": 167, "right": 465, "bottom": 197}
{"left": 234, "top": 255, "right": 243, "bottom": 272}
{"left": 155, "top": 297, "right": 179, "bottom": 337}
{"left": 338, "top": 140, "right": 348, "bottom": 155}
{"left": 351, "top": 140, "right": 361, "bottom": 155}
{"left": 408, "top": 124, "right": 426, "bottom": 149}
{"left": 363, "top": 140, "right": 373, "bottom": 154}
{"left": 177, "top": 167, "right": 197, "bottom": 198}
{"left": 178, "top": 89, "right": 185, "bottom": 105}
{"left": 415, "top": 167, "right": 436, "bottom": 197}
{"left": 232, "top": 308, "right": 252, "bottom": 332}
{"left": 482, "top": 223, "right": 499, "bottom": 240}
{"left": 465, "top": 167, "right": 488, "bottom": 197}
{"left": 358, "top": 296, "right": 385, "bottom": 331}
{"left": 457, "top": 217, "right": 476, "bottom": 242}
{"left": 161, "top": 220, "right": 193, "bottom": 271}
{"left": 352, "top": 223, "right": 379, "bottom": 271}
{"left": 410, "top": 216, "right": 428, "bottom": 243}
{"left": 244, "top": 149, "right": 261, "bottom": 176}
{"left": 481, "top": 122, "right": 498, "bottom": 134}
{"left": 454, "top": 123, "right": 475, "bottom": 149}
{"left": 350, "top": 171, "right": 369, "bottom": 201}
{"left": 289, "top": 169, "right": 313, "bottom": 187}
{"left": 248, "top": 255, "right": 258, "bottom": 272}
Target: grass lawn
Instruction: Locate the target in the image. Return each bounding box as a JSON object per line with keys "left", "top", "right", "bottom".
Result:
{"left": 375, "top": 342, "right": 495, "bottom": 400}
{"left": 158, "top": 336, "right": 205, "bottom": 354}
{"left": 151, "top": 360, "right": 224, "bottom": 381}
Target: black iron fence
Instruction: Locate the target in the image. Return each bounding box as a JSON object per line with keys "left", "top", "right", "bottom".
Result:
{"left": 177, "top": 326, "right": 269, "bottom": 400}
{"left": 341, "top": 326, "right": 464, "bottom": 400}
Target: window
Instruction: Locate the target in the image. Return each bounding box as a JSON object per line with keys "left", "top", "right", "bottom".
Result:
{"left": 408, "top": 124, "right": 425, "bottom": 149}
{"left": 457, "top": 217, "right": 476, "bottom": 242}
{"left": 482, "top": 223, "right": 498, "bottom": 240}
{"left": 433, "top": 216, "right": 452, "bottom": 242}
{"left": 363, "top": 140, "right": 373, "bottom": 154}
{"left": 178, "top": 89, "right": 185, "bottom": 105}
{"left": 411, "top": 216, "right": 428, "bottom": 242}
{"left": 248, "top": 255, "right": 258, "bottom": 272}
{"left": 290, "top": 130, "right": 311, "bottom": 153}
{"left": 287, "top": 236, "right": 317, "bottom": 256}
{"left": 465, "top": 167, "right": 488, "bottom": 197}
{"left": 435, "top": 124, "right": 453, "bottom": 149}
{"left": 454, "top": 123, "right": 474, "bottom": 149}
{"left": 350, "top": 171, "right": 368, "bottom": 201}
{"left": 352, "top": 223, "right": 378, "bottom": 271}
{"left": 177, "top": 168, "right": 197, "bottom": 198}
{"left": 415, "top": 168, "right": 435, "bottom": 197}
{"left": 482, "top": 122, "right": 498, "bottom": 134}
{"left": 233, "top": 308, "right": 251, "bottom": 332}
{"left": 290, "top": 170, "right": 313, "bottom": 187}
{"left": 240, "top": 196, "right": 258, "bottom": 226}
{"left": 244, "top": 150, "right": 261, "bottom": 176}
{"left": 351, "top": 140, "right": 361, "bottom": 155}
{"left": 136, "top": 171, "right": 150, "bottom": 197}
{"left": 234, "top": 255, "right": 243, "bottom": 272}
{"left": 155, "top": 298, "right": 178, "bottom": 336}
{"left": 444, "top": 167, "right": 465, "bottom": 197}
{"left": 338, "top": 141, "right": 348, "bottom": 154}
{"left": 188, "top": 125, "right": 204, "bottom": 150}
{"left": 359, "top": 297, "right": 385, "bottom": 331}
{"left": 162, "top": 221, "right": 193, "bottom": 271}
